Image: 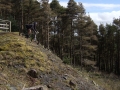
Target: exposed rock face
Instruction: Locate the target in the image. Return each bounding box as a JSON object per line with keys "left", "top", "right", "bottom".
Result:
{"left": 27, "top": 69, "right": 38, "bottom": 78}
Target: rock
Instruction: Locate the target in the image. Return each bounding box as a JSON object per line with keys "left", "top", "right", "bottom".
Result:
{"left": 39, "top": 75, "right": 43, "bottom": 78}
{"left": 85, "top": 77, "right": 89, "bottom": 82}
{"left": 63, "top": 76, "right": 67, "bottom": 80}
{"left": 91, "top": 80, "right": 98, "bottom": 86}
{"left": 69, "top": 80, "right": 76, "bottom": 88}
{"left": 23, "top": 85, "right": 48, "bottom": 90}
{"left": 64, "top": 74, "right": 68, "bottom": 76}
{"left": 63, "top": 74, "right": 68, "bottom": 80}
{"left": 0, "top": 54, "right": 3, "bottom": 59}
{"left": 47, "top": 84, "right": 52, "bottom": 88}
{"left": 27, "top": 69, "right": 38, "bottom": 78}
{"left": 0, "top": 66, "right": 3, "bottom": 71}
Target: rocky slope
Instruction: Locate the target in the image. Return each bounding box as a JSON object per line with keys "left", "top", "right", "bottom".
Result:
{"left": 0, "top": 32, "right": 105, "bottom": 90}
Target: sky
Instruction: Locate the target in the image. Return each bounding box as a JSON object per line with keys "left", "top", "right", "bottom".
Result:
{"left": 38, "top": 0, "right": 120, "bottom": 26}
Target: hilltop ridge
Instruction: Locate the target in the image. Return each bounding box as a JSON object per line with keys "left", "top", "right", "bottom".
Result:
{"left": 0, "top": 32, "right": 104, "bottom": 90}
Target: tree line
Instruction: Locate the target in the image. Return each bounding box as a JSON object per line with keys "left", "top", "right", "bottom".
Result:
{"left": 0, "top": 0, "right": 120, "bottom": 75}
{"left": 97, "top": 19, "right": 120, "bottom": 75}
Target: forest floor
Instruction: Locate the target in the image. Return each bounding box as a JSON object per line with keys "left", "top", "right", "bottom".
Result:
{"left": 0, "top": 32, "right": 119, "bottom": 90}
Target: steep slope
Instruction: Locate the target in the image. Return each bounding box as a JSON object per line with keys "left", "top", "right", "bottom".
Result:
{"left": 0, "top": 32, "right": 105, "bottom": 90}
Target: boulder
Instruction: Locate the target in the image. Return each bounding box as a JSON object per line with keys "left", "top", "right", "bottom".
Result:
{"left": 27, "top": 69, "right": 38, "bottom": 78}
{"left": 69, "top": 80, "right": 76, "bottom": 88}
{"left": 23, "top": 85, "right": 48, "bottom": 90}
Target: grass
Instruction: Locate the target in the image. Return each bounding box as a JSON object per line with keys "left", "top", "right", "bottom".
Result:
{"left": 77, "top": 67, "right": 120, "bottom": 90}
{"left": 0, "top": 32, "right": 52, "bottom": 89}
{"left": 0, "top": 32, "right": 47, "bottom": 69}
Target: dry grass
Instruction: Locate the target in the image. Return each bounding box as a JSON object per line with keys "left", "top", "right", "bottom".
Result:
{"left": 77, "top": 68, "right": 120, "bottom": 90}
{"left": 0, "top": 32, "right": 52, "bottom": 89}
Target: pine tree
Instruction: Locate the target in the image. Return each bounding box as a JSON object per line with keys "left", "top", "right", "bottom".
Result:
{"left": 50, "top": 0, "right": 67, "bottom": 58}
{"left": 113, "top": 18, "right": 120, "bottom": 74}
{"left": 0, "top": 0, "right": 12, "bottom": 19}
{"left": 50, "top": 0, "right": 61, "bottom": 14}
{"left": 39, "top": 0, "right": 52, "bottom": 49}
{"left": 67, "top": 0, "right": 80, "bottom": 65}
{"left": 76, "top": 11, "right": 97, "bottom": 68}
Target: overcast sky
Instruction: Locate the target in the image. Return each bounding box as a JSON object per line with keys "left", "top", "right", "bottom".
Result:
{"left": 38, "top": 0, "right": 120, "bottom": 26}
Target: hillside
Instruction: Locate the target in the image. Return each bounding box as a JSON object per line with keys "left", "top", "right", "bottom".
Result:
{"left": 0, "top": 32, "right": 105, "bottom": 90}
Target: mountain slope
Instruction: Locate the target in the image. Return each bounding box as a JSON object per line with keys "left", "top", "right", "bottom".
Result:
{"left": 0, "top": 32, "right": 105, "bottom": 90}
